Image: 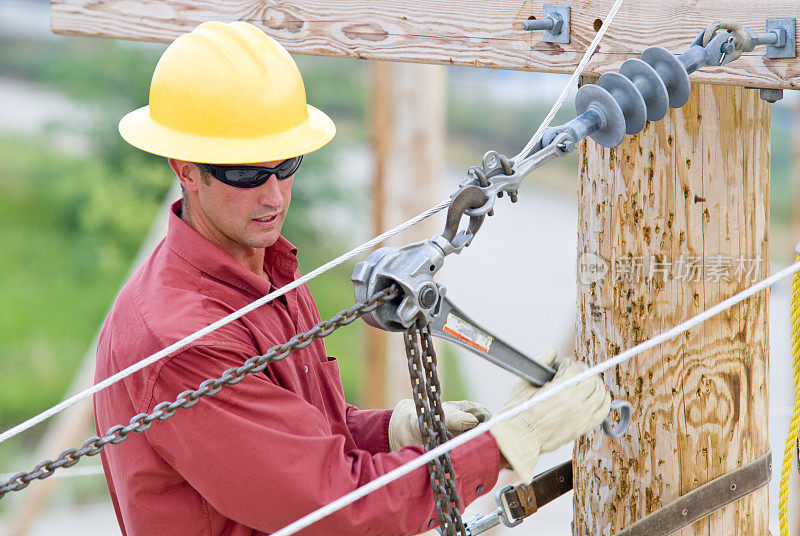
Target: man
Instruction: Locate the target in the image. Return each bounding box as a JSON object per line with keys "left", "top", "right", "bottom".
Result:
{"left": 94, "top": 21, "right": 610, "bottom": 536}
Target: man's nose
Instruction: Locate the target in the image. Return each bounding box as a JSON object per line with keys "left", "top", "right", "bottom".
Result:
{"left": 256, "top": 175, "right": 284, "bottom": 206}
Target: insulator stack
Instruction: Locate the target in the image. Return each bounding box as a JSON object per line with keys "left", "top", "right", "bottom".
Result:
{"left": 543, "top": 46, "right": 695, "bottom": 148}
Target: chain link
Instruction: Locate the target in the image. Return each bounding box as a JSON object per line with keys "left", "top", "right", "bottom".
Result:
{"left": 404, "top": 322, "right": 466, "bottom": 536}
{"left": 0, "top": 285, "right": 399, "bottom": 499}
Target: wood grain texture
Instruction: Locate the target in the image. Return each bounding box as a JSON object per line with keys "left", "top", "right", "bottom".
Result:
{"left": 51, "top": 0, "right": 799, "bottom": 89}
{"left": 573, "top": 81, "right": 770, "bottom": 535}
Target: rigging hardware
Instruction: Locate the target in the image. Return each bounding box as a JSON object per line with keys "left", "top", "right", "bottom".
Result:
{"left": 521, "top": 5, "right": 571, "bottom": 44}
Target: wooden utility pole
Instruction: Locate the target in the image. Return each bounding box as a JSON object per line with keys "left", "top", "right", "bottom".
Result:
{"left": 364, "top": 60, "right": 392, "bottom": 409}
{"left": 574, "top": 82, "right": 770, "bottom": 534}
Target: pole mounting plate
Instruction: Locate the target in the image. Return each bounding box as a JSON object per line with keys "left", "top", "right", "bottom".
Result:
{"left": 766, "top": 18, "right": 796, "bottom": 59}
{"left": 541, "top": 5, "right": 571, "bottom": 44}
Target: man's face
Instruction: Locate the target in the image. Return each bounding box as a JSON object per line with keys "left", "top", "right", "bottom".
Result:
{"left": 180, "top": 159, "right": 294, "bottom": 257}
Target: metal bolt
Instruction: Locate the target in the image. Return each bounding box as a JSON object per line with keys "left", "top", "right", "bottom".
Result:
{"left": 753, "top": 29, "right": 784, "bottom": 48}
{"left": 418, "top": 284, "right": 438, "bottom": 308}
{"left": 521, "top": 15, "right": 562, "bottom": 34}
{"left": 759, "top": 88, "right": 783, "bottom": 103}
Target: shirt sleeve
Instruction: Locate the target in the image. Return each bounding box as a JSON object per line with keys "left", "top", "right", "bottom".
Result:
{"left": 345, "top": 405, "right": 392, "bottom": 454}
{"left": 143, "top": 344, "right": 501, "bottom": 536}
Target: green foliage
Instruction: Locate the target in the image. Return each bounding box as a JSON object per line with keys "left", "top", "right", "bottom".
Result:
{"left": 0, "top": 135, "right": 173, "bottom": 428}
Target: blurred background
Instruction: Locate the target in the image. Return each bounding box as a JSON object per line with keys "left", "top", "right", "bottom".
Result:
{"left": 0, "top": 0, "right": 798, "bottom": 534}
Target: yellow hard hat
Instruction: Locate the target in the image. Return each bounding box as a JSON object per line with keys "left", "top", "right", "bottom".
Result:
{"left": 119, "top": 21, "right": 335, "bottom": 164}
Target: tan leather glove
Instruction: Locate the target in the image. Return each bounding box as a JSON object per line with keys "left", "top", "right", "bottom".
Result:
{"left": 388, "top": 399, "right": 492, "bottom": 451}
{"left": 490, "top": 347, "right": 611, "bottom": 482}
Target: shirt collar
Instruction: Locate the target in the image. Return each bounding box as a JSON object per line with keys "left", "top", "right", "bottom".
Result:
{"left": 165, "top": 200, "right": 299, "bottom": 297}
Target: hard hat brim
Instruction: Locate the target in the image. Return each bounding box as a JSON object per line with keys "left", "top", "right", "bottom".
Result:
{"left": 119, "top": 104, "right": 336, "bottom": 164}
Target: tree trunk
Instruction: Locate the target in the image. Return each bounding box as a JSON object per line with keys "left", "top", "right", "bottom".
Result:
{"left": 573, "top": 82, "right": 770, "bottom": 535}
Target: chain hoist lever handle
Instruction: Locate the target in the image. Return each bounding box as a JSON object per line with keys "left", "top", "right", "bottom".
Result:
{"left": 429, "top": 296, "right": 556, "bottom": 386}
{"left": 428, "top": 296, "right": 632, "bottom": 439}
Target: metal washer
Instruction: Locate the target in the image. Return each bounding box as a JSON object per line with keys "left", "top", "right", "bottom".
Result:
{"left": 598, "top": 72, "right": 647, "bottom": 135}
{"left": 641, "top": 46, "right": 691, "bottom": 109}
{"left": 619, "top": 58, "right": 669, "bottom": 122}
{"left": 575, "top": 84, "right": 626, "bottom": 148}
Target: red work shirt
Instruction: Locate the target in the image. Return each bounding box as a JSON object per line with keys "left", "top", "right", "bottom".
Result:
{"left": 94, "top": 200, "right": 500, "bottom": 536}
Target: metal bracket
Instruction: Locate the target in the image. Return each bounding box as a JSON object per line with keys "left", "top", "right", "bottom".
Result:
{"left": 521, "top": 5, "right": 571, "bottom": 44}
{"left": 765, "top": 18, "right": 796, "bottom": 59}
{"left": 612, "top": 451, "right": 772, "bottom": 536}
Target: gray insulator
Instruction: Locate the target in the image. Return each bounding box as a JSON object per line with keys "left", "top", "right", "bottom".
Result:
{"left": 619, "top": 58, "right": 669, "bottom": 122}
{"left": 575, "top": 84, "right": 627, "bottom": 148}
{"left": 678, "top": 45, "right": 708, "bottom": 76}
{"left": 598, "top": 72, "right": 647, "bottom": 135}
{"left": 641, "top": 46, "right": 691, "bottom": 109}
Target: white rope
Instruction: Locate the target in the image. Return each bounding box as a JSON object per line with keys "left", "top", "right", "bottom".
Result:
{"left": 513, "top": 0, "right": 626, "bottom": 162}
{"left": 271, "top": 260, "right": 800, "bottom": 536}
{"left": 0, "top": 200, "right": 450, "bottom": 446}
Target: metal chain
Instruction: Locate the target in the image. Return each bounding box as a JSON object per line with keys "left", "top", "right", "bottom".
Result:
{"left": 404, "top": 322, "right": 466, "bottom": 536}
{"left": 0, "top": 285, "right": 399, "bottom": 499}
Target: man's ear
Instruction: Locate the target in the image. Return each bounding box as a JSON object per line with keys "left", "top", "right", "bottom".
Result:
{"left": 168, "top": 158, "right": 201, "bottom": 193}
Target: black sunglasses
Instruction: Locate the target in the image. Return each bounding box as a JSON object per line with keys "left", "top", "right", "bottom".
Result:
{"left": 196, "top": 155, "right": 303, "bottom": 188}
